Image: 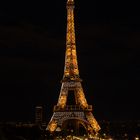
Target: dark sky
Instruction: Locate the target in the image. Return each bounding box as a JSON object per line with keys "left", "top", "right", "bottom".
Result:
{"left": 0, "top": 0, "right": 140, "bottom": 122}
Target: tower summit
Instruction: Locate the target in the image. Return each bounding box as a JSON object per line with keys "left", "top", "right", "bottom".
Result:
{"left": 47, "top": 0, "right": 101, "bottom": 135}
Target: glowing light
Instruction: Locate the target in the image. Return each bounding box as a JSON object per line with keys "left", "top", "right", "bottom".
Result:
{"left": 76, "top": 88, "right": 88, "bottom": 108}
{"left": 58, "top": 93, "right": 67, "bottom": 108}
{"left": 47, "top": 120, "right": 57, "bottom": 132}
{"left": 64, "top": 0, "right": 79, "bottom": 79}
{"left": 135, "top": 137, "right": 139, "bottom": 140}
{"left": 86, "top": 112, "right": 101, "bottom": 132}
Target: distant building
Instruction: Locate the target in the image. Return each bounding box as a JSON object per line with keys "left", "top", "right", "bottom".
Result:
{"left": 35, "top": 106, "right": 43, "bottom": 125}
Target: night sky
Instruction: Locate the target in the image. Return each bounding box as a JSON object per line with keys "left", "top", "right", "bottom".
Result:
{"left": 0, "top": 0, "right": 140, "bottom": 122}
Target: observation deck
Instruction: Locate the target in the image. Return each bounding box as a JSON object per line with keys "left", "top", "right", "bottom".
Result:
{"left": 53, "top": 105, "right": 92, "bottom": 112}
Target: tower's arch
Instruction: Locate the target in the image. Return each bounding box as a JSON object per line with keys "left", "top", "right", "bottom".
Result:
{"left": 61, "top": 118, "right": 88, "bottom": 136}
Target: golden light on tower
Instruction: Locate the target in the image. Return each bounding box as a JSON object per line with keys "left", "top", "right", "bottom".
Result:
{"left": 48, "top": 120, "right": 57, "bottom": 132}
{"left": 64, "top": 0, "right": 80, "bottom": 80}
{"left": 47, "top": 0, "right": 101, "bottom": 135}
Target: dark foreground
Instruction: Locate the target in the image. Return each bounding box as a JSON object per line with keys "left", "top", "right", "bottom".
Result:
{"left": 0, "top": 120, "right": 140, "bottom": 140}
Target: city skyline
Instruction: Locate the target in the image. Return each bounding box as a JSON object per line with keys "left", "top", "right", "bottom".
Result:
{"left": 0, "top": 0, "right": 140, "bottom": 122}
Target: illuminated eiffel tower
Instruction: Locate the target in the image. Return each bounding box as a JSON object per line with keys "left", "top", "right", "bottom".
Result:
{"left": 47, "top": 0, "right": 100, "bottom": 135}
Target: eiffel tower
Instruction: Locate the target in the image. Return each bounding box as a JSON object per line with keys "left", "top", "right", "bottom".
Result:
{"left": 47, "top": 0, "right": 100, "bottom": 135}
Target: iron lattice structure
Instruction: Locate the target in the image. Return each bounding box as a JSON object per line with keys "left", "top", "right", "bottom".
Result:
{"left": 47, "top": 0, "right": 101, "bottom": 135}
